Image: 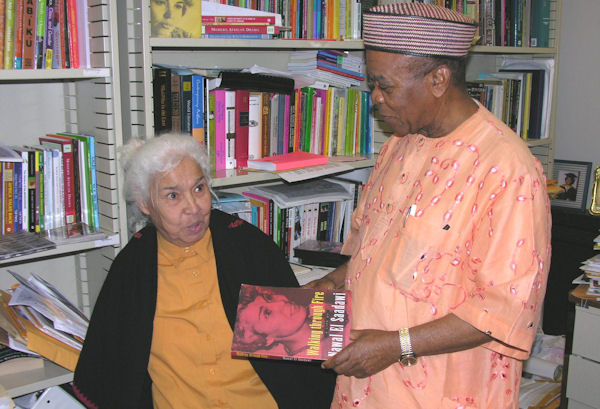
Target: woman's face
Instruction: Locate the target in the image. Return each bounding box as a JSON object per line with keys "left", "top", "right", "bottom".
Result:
{"left": 238, "top": 293, "right": 308, "bottom": 345}
{"left": 151, "top": 0, "right": 201, "bottom": 38}
{"left": 138, "top": 156, "right": 212, "bottom": 247}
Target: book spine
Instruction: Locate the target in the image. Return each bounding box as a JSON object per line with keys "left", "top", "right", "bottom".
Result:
{"left": 13, "top": 0, "right": 24, "bottom": 68}
{"left": 44, "top": 0, "right": 55, "bottom": 69}
{"left": 51, "top": 0, "right": 62, "bottom": 68}
{"left": 277, "top": 92, "right": 285, "bottom": 155}
{"left": 40, "top": 138, "right": 75, "bottom": 225}
{"left": 179, "top": 74, "right": 193, "bottom": 134}
{"left": 0, "top": 0, "right": 4, "bottom": 68}
{"left": 35, "top": 150, "right": 44, "bottom": 232}
{"left": 191, "top": 74, "right": 205, "bottom": 144}
{"left": 42, "top": 149, "right": 53, "bottom": 229}
{"left": 225, "top": 90, "right": 237, "bottom": 169}
{"left": 207, "top": 92, "right": 216, "bottom": 171}
{"left": 261, "top": 92, "right": 271, "bottom": 158}
{"left": 70, "top": 138, "right": 81, "bottom": 224}
{"left": 66, "top": 0, "right": 78, "bottom": 68}
{"left": 283, "top": 94, "right": 291, "bottom": 154}
{"left": 201, "top": 24, "right": 279, "bottom": 34}
{"left": 152, "top": 68, "right": 171, "bottom": 135}
{"left": 4, "top": 0, "right": 15, "bottom": 69}
{"left": 201, "top": 15, "right": 277, "bottom": 24}
{"left": 170, "top": 74, "right": 182, "bottom": 133}
{"left": 75, "top": 0, "right": 88, "bottom": 68}
{"left": 201, "top": 33, "right": 273, "bottom": 39}
{"left": 2, "top": 162, "right": 15, "bottom": 234}
{"left": 234, "top": 89, "right": 250, "bottom": 168}
{"left": 34, "top": 0, "right": 45, "bottom": 69}
{"left": 11, "top": 162, "right": 20, "bottom": 230}
{"left": 212, "top": 90, "right": 227, "bottom": 171}
{"left": 61, "top": 0, "right": 68, "bottom": 67}
{"left": 247, "top": 92, "right": 262, "bottom": 161}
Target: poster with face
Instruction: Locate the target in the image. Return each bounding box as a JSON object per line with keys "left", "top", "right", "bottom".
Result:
{"left": 151, "top": 0, "right": 202, "bottom": 38}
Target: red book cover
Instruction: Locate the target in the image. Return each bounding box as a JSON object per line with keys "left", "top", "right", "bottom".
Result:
{"left": 234, "top": 89, "right": 250, "bottom": 168}
{"left": 39, "top": 136, "right": 76, "bottom": 226}
{"left": 246, "top": 151, "right": 329, "bottom": 172}
{"left": 241, "top": 191, "right": 271, "bottom": 235}
{"left": 201, "top": 15, "right": 277, "bottom": 25}
{"left": 202, "top": 24, "right": 280, "bottom": 35}
{"left": 231, "top": 284, "right": 351, "bottom": 362}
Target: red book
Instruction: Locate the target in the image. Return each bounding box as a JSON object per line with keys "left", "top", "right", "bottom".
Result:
{"left": 14, "top": 0, "right": 24, "bottom": 68}
{"left": 201, "top": 24, "right": 280, "bottom": 35}
{"left": 211, "top": 89, "right": 227, "bottom": 171}
{"left": 201, "top": 15, "right": 277, "bottom": 25}
{"left": 66, "top": 0, "right": 78, "bottom": 68}
{"left": 234, "top": 89, "right": 250, "bottom": 168}
{"left": 231, "top": 284, "right": 351, "bottom": 362}
{"left": 246, "top": 151, "right": 329, "bottom": 172}
{"left": 39, "top": 135, "right": 76, "bottom": 226}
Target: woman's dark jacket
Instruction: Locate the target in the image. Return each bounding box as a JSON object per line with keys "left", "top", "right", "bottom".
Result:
{"left": 73, "top": 209, "right": 336, "bottom": 409}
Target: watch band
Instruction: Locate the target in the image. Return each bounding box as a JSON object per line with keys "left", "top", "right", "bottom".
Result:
{"left": 398, "top": 327, "right": 417, "bottom": 366}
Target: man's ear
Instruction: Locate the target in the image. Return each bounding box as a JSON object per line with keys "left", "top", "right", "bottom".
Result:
{"left": 428, "top": 65, "right": 452, "bottom": 98}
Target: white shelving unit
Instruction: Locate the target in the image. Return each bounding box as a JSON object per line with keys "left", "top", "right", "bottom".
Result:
{"left": 0, "top": 0, "right": 125, "bottom": 398}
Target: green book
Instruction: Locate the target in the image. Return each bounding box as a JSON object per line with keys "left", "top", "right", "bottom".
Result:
{"left": 530, "top": 0, "right": 551, "bottom": 47}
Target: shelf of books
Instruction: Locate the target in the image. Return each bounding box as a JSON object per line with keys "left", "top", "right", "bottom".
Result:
{"left": 149, "top": 38, "right": 365, "bottom": 50}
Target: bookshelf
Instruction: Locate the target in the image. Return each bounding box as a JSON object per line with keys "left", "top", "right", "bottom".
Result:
{"left": 0, "top": 0, "right": 125, "bottom": 398}
{"left": 117, "top": 0, "right": 380, "bottom": 190}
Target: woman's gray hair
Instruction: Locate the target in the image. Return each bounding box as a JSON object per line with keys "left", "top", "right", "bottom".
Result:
{"left": 119, "top": 133, "right": 213, "bottom": 231}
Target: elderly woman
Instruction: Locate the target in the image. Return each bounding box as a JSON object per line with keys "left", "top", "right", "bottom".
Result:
{"left": 73, "top": 134, "right": 335, "bottom": 408}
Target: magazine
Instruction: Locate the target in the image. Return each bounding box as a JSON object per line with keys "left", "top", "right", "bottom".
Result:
{"left": 231, "top": 284, "right": 351, "bottom": 362}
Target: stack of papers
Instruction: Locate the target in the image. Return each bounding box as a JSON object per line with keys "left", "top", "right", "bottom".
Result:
{"left": 579, "top": 253, "right": 600, "bottom": 296}
{"left": 0, "top": 270, "right": 88, "bottom": 371}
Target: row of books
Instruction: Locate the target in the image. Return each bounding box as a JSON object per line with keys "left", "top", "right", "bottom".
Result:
{"left": 202, "top": 0, "right": 364, "bottom": 40}
{"left": 0, "top": 0, "right": 90, "bottom": 70}
{"left": 287, "top": 49, "right": 365, "bottom": 88}
{"left": 466, "top": 58, "right": 554, "bottom": 141}
{"left": 0, "top": 132, "right": 99, "bottom": 236}
{"left": 153, "top": 68, "right": 374, "bottom": 171}
{"left": 215, "top": 175, "right": 367, "bottom": 261}
{"left": 475, "top": 0, "right": 553, "bottom": 48}
{"left": 0, "top": 270, "right": 87, "bottom": 371}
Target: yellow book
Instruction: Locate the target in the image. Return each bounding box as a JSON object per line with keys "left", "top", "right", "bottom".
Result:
{"left": 521, "top": 72, "right": 533, "bottom": 140}
{"left": 323, "top": 88, "right": 333, "bottom": 156}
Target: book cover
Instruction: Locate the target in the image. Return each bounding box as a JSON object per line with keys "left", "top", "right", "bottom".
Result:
{"left": 246, "top": 151, "right": 329, "bottom": 172}
{"left": 2, "top": 162, "right": 15, "bottom": 234}
{"left": 231, "top": 284, "right": 351, "bottom": 362}
{"left": 151, "top": 0, "right": 202, "bottom": 38}
{"left": 191, "top": 74, "right": 204, "bottom": 144}
{"left": 43, "top": 0, "right": 56, "bottom": 69}
{"left": 530, "top": 0, "right": 550, "bottom": 47}
{"left": 179, "top": 74, "right": 192, "bottom": 134}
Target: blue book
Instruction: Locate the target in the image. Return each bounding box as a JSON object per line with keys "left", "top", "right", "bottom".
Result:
{"left": 316, "top": 60, "right": 365, "bottom": 79}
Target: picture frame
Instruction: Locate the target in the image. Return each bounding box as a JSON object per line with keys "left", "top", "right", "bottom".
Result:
{"left": 549, "top": 159, "right": 593, "bottom": 210}
{"left": 589, "top": 166, "right": 600, "bottom": 215}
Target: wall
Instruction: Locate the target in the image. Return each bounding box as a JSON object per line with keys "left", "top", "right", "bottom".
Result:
{"left": 555, "top": 0, "right": 600, "bottom": 206}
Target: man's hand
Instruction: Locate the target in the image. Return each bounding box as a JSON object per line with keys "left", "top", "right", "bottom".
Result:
{"left": 321, "top": 329, "right": 401, "bottom": 378}
{"left": 302, "top": 263, "right": 348, "bottom": 290}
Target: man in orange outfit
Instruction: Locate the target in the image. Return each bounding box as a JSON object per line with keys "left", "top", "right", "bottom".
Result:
{"left": 306, "top": 3, "right": 551, "bottom": 408}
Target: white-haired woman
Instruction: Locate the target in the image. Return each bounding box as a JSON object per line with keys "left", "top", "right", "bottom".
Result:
{"left": 73, "top": 134, "right": 335, "bottom": 409}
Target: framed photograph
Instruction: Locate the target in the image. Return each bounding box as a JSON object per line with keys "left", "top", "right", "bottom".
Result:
{"left": 590, "top": 167, "right": 600, "bottom": 215}
{"left": 549, "top": 159, "right": 593, "bottom": 210}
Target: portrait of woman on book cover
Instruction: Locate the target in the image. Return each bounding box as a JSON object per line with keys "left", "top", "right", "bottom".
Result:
{"left": 232, "top": 285, "right": 349, "bottom": 360}
{"left": 150, "top": 0, "right": 202, "bottom": 38}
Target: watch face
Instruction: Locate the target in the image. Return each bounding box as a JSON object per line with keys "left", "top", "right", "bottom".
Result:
{"left": 401, "top": 356, "right": 417, "bottom": 367}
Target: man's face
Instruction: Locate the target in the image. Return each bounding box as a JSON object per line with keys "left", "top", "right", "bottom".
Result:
{"left": 366, "top": 50, "right": 435, "bottom": 137}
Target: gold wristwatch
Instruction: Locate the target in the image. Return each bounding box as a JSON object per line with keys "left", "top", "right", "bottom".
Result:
{"left": 398, "top": 328, "right": 417, "bottom": 367}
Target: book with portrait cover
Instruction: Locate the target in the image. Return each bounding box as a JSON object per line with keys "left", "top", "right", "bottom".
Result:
{"left": 150, "top": 0, "right": 202, "bottom": 38}
{"left": 231, "top": 284, "right": 351, "bottom": 362}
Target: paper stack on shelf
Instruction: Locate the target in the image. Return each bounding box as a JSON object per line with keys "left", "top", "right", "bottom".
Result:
{"left": 0, "top": 231, "right": 56, "bottom": 260}
{"left": 0, "top": 270, "right": 89, "bottom": 371}
{"left": 579, "top": 253, "right": 600, "bottom": 296}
